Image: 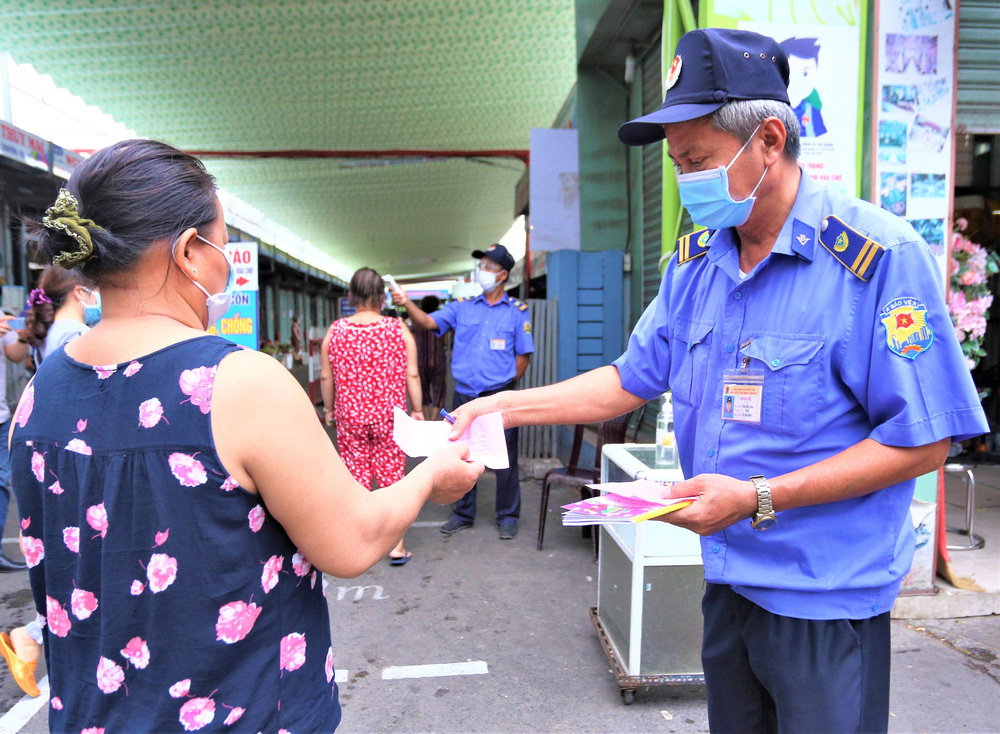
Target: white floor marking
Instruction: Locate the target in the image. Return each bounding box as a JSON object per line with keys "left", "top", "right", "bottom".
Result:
{"left": 0, "top": 675, "right": 48, "bottom": 733}
{"left": 334, "top": 669, "right": 348, "bottom": 684}
{"left": 381, "top": 661, "right": 488, "bottom": 680}
{"left": 409, "top": 521, "right": 445, "bottom": 528}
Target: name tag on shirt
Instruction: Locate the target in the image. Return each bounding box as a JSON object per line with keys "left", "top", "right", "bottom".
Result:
{"left": 490, "top": 338, "right": 506, "bottom": 351}
{"left": 721, "top": 369, "right": 764, "bottom": 424}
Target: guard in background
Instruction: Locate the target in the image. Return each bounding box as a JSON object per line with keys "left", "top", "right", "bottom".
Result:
{"left": 448, "top": 28, "right": 987, "bottom": 732}
{"left": 394, "top": 244, "right": 533, "bottom": 540}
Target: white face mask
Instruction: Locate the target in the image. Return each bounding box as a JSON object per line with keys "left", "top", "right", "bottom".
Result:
{"left": 476, "top": 269, "right": 500, "bottom": 292}
{"left": 175, "top": 235, "right": 235, "bottom": 327}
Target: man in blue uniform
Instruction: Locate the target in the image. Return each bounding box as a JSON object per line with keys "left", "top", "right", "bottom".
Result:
{"left": 447, "top": 29, "right": 987, "bottom": 732}
{"left": 394, "top": 244, "right": 534, "bottom": 539}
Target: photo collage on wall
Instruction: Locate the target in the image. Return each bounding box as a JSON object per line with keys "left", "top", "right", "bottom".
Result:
{"left": 875, "top": 0, "right": 954, "bottom": 265}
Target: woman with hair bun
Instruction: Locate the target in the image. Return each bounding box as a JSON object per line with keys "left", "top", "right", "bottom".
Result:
{"left": 7, "top": 139, "right": 482, "bottom": 732}
{"left": 19, "top": 266, "right": 100, "bottom": 364}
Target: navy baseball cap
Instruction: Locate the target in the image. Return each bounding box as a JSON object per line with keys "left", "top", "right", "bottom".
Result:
{"left": 618, "top": 28, "right": 790, "bottom": 146}
{"left": 472, "top": 243, "right": 515, "bottom": 272}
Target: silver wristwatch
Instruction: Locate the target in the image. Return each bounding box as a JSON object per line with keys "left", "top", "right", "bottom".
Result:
{"left": 749, "top": 475, "right": 776, "bottom": 530}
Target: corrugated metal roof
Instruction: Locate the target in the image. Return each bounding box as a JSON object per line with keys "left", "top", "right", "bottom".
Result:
{"left": 0, "top": 1, "right": 576, "bottom": 277}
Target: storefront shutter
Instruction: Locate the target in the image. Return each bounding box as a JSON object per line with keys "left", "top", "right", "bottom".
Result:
{"left": 640, "top": 36, "right": 663, "bottom": 309}
{"left": 957, "top": 0, "right": 1000, "bottom": 134}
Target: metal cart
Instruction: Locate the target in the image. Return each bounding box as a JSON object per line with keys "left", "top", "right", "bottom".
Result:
{"left": 594, "top": 444, "right": 706, "bottom": 704}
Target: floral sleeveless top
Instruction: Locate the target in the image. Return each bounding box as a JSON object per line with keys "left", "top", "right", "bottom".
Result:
{"left": 11, "top": 336, "right": 341, "bottom": 733}
{"left": 327, "top": 317, "right": 406, "bottom": 425}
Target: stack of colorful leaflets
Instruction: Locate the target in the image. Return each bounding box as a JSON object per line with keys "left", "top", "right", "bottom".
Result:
{"left": 561, "top": 479, "right": 695, "bottom": 526}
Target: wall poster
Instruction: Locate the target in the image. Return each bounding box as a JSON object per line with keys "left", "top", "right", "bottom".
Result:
{"left": 702, "top": 1, "right": 867, "bottom": 198}
{"left": 871, "top": 0, "right": 955, "bottom": 288}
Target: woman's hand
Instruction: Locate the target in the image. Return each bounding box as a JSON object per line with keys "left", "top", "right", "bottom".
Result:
{"left": 410, "top": 410, "right": 424, "bottom": 421}
{"left": 420, "top": 442, "right": 484, "bottom": 505}
{"left": 324, "top": 409, "right": 335, "bottom": 427}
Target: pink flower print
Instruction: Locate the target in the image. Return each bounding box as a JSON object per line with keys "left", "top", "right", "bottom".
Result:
{"left": 139, "top": 398, "right": 167, "bottom": 428}
{"left": 124, "top": 361, "right": 143, "bottom": 377}
{"left": 87, "top": 503, "right": 108, "bottom": 538}
{"left": 130, "top": 580, "right": 146, "bottom": 596}
{"left": 63, "top": 527, "right": 80, "bottom": 554}
{"left": 325, "top": 647, "right": 334, "bottom": 683}
{"left": 82, "top": 728, "right": 105, "bottom": 734}
{"left": 223, "top": 707, "right": 245, "bottom": 726}
{"left": 31, "top": 451, "right": 44, "bottom": 482}
{"left": 261, "top": 555, "right": 283, "bottom": 594}
{"left": 310, "top": 570, "right": 317, "bottom": 589}
{"left": 93, "top": 364, "right": 116, "bottom": 380}
{"left": 168, "top": 453, "right": 207, "bottom": 487}
{"left": 178, "top": 366, "right": 218, "bottom": 415}
{"left": 179, "top": 697, "right": 216, "bottom": 731}
{"left": 20, "top": 517, "right": 29, "bottom": 530}
{"left": 50, "top": 696, "right": 62, "bottom": 710}
{"left": 21, "top": 536, "right": 44, "bottom": 568}
{"left": 15, "top": 384, "right": 33, "bottom": 427}
{"left": 220, "top": 476, "right": 239, "bottom": 492}
{"left": 96, "top": 656, "right": 124, "bottom": 694}
{"left": 146, "top": 553, "right": 178, "bottom": 594}
{"left": 215, "top": 600, "right": 262, "bottom": 644}
{"left": 292, "top": 551, "right": 311, "bottom": 577}
{"left": 66, "top": 439, "right": 93, "bottom": 455}
{"left": 75, "top": 418, "right": 88, "bottom": 433}
{"left": 46, "top": 596, "right": 71, "bottom": 637}
{"left": 248, "top": 505, "right": 265, "bottom": 532}
{"left": 71, "top": 588, "right": 99, "bottom": 620}
{"left": 279, "top": 632, "right": 307, "bottom": 673}
{"left": 154, "top": 529, "right": 170, "bottom": 547}
{"left": 169, "top": 679, "right": 191, "bottom": 698}
{"left": 48, "top": 479, "right": 64, "bottom": 494}
{"left": 120, "top": 636, "right": 150, "bottom": 669}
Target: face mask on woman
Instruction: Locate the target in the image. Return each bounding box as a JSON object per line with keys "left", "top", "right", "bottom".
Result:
{"left": 80, "top": 288, "right": 102, "bottom": 326}
{"left": 675, "top": 122, "right": 768, "bottom": 230}
{"left": 176, "top": 234, "right": 235, "bottom": 326}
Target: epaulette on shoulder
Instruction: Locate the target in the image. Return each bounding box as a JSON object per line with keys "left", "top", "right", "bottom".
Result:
{"left": 676, "top": 228, "right": 714, "bottom": 265}
{"left": 819, "top": 216, "right": 885, "bottom": 281}
{"left": 456, "top": 296, "right": 469, "bottom": 302}
{"left": 510, "top": 298, "right": 528, "bottom": 311}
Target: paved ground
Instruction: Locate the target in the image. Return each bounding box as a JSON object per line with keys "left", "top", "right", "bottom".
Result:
{"left": 1, "top": 474, "right": 998, "bottom": 733}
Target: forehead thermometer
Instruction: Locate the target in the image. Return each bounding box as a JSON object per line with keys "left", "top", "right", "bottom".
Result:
{"left": 383, "top": 274, "right": 401, "bottom": 293}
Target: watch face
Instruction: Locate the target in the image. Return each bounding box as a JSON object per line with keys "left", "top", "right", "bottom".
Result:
{"left": 753, "top": 516, "right": 777, "bottom": 530}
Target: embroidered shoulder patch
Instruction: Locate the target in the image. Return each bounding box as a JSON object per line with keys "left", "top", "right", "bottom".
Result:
{"left": 880, "top": 297, "right": 933, "bottom": 359}
{"left": 523, "top": 321, "right": 531, "bottom": 334}
{"left": 819, "top": 216, "right": 885, "bottom": 281}
{"left": 676, "top": 229, "right": 714, "bottom": 265}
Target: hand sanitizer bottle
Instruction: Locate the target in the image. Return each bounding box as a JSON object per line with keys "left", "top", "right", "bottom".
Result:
{"left": 655, "top": 393, "right": 678, "bottom": 469}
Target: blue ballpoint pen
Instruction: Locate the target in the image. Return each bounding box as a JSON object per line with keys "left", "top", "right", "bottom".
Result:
{"left": 439, "top": 409, "right": 456, "bottom": 424}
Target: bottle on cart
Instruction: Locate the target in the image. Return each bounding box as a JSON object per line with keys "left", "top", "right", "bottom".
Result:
{"left": 655, "top": 393, "right": 679, "bottom": 469}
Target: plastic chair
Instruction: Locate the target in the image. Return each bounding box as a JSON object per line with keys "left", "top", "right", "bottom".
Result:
{"left": 536, "top": 406, "right": 644, "bottom": 559}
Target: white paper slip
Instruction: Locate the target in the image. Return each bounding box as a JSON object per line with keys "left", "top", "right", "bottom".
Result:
{"left": 392, "top": 408, "right": 509, "bottom": 470}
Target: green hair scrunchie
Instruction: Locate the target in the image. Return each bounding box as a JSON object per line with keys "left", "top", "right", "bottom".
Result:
{"left": 42, "top": 188, "right": 104, "bottom": 269}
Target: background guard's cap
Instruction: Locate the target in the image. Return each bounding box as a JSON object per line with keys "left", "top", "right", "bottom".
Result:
{"left": 618, "top": 28, "right": 790, "bottom": 146}
{"left": 472, "top": 243, "right": 515, "bottom": 272}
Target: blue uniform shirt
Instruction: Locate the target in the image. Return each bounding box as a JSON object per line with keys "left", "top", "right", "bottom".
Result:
{"left": 614, "top": 171, "right": 987, "bottom": 620}
{"left": 433, "top": 292, "right": 535, "bottom": 397}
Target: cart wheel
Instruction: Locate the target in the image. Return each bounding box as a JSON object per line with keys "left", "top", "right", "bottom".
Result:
{"left": 621, "top": 689, "right": 635, "bottom": 705}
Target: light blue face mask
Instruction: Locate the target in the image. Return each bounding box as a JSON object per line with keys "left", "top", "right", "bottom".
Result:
{"left": 81, "top": 288, "right": 101, "bottom": 326}
{"left": 676, "top": 123, "right": 768, "bottom": 230}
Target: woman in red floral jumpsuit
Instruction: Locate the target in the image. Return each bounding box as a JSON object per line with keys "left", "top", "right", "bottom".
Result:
{"left": 321, "top": 268, "right": 423, "bottom": 564}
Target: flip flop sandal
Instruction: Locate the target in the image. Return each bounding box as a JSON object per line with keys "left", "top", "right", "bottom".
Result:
{"left": 389, "top": 551, "right": 412, "bottom": 566}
